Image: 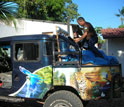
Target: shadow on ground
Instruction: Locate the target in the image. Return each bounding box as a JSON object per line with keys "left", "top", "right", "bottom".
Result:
{"left": 0, "top": 93, "right": 124, "bottom": 107}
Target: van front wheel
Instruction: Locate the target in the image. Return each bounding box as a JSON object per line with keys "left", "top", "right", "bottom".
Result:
{"left": 43, "top": 90, "right": 83, "bottom": 107}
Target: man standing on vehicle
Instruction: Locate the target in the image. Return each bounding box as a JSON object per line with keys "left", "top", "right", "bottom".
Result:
{"left": 74, "top": 17, "right": 104, "bottom": 58}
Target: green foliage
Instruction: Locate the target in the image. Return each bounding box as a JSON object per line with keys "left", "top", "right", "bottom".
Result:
{"left": 95, "top": 27, "right": 106, "bottom": 44}
{"left": 115, "top": 7, "right": 124, "bottom": 17}
{"left": 2, "top": 0, "right": 79, "bottom": 22}
{"left": 0, "top": 1, "right": 18, "bottom": 27}
{"left": 98, "top": 36, "right": 105, "bottom": 44}
{"left": 46, "top": 0, "right": 65, "bottom": 21}
{"left": 95, "top": 27, "right": 102, "bottom": 34}
{"left": 118, "top": 24, "right": 124, "bottom": 28}
{"left": 64, "top": 0, "right": 80, "bottom": 22}
{"left": 115, "top": 6, "right": 124, "bottom": 25}
{"left": 3, "top": 0, "right": 48, "bottom": 19}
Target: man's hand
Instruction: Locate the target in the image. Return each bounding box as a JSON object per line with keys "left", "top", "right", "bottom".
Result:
{"left": 74, "top": 38, "right": 80, "bottom": 43}
{"left": 74, "top": 32, "right": 87, "bottom": 43}
{"left": 73, "top": 32, "right": 77, "bottom": 38}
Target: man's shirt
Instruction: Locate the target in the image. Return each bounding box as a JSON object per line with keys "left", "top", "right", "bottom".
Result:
{"left": 83, "top": 22, "right": 97, "bottom": 40}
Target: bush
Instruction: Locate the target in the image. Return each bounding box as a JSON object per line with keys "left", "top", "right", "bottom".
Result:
{"left": 118, "top": 24, "right": 124, "bottom": 28}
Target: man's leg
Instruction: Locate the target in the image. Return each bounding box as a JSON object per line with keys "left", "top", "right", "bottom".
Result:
{"left": 79, "top": 38, "right": 88, "bottom": 49}
{"left": 88, "top": 37, "right": 104, "bottom": 58}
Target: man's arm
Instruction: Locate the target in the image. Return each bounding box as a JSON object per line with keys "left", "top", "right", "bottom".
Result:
{"left": 74, "top": 32, "right": 87, "bottom": 43}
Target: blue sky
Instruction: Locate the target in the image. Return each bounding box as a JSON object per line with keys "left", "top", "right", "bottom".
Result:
{"left": 72, "top": 0, "right": 124, "bottom": 28}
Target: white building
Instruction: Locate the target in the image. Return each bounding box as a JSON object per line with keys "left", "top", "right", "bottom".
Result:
{"left": 101, "top": 28, "right": 124, "bottom": 77}
{"left": 0, "top": 19, "right": 74, "bottom": 38}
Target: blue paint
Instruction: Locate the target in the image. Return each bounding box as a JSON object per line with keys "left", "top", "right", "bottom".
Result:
{"left": 19, "top": 66, "right": 44, "bottom": 88}
{"left": 18, "top": 66, "right": 45, "bottom": 98}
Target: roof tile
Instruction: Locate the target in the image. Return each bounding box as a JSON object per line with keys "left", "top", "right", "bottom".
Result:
{"left": 101, "top": 28, "right": 124, "bottom": 39}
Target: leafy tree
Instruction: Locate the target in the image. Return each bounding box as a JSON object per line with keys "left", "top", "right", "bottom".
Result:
{"left": 0, "top": 1, "right": 18, "bottom": 27}
{"left": 115, "top": 7, "right": 124, "bottom": 25}
{"left": 95, "top": 27, "right": 106, "bottom": 45}
{"left": 3, "top": 0, "right": 79, "bottom": 22}
{"left": 2, "top": 0, "right": 48, "bottom": 19}
{"left": 64, "top": 0, "right": 80, "bottom": 22}
{"left": 46, "top": 0, "right": 65, "bottom": 21}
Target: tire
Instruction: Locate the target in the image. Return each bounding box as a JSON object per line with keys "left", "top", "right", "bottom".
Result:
{"left": 43, "top": 90, "right": 84, "bottom": 107}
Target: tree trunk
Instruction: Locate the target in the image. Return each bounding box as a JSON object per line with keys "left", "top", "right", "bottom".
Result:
{"left": 121, "top": 16, "right": 123, "bottom": 25}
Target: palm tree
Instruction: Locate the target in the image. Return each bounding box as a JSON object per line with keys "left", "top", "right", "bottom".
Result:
{"left": 0, "top": 1, "right": 18, "bottom": 27}
{"left": 115, "top": 7, "right": 124, "bottom": 25}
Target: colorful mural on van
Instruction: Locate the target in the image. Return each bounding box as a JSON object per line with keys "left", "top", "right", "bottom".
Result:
{"left": 9, "top": 66, "right": 52, "bottom": 98}
{"left": 53, "top": 66, "right": 120, "bottom": 100}
{"left": 9, "top": 65, "right": 120, "bottom": 100}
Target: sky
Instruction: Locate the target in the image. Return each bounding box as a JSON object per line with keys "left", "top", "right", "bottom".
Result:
{"left": 72, "top": 0, "right": 124, "bottom": 28}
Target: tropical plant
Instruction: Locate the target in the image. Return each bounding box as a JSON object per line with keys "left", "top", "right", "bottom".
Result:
{"left": 95, "top": 27, "right": 102, "bottom": 34}
{"left": 0, "top": 1, "right": 18, "bottom": 27}
{"left": 118, "top": 24, "right": 124, "bottom": 28}
{"left": 95, "top": 27, "right": 105, "bottom": 43}
{"left": 95, "top": 27, "right": 106, "bottom": 49}
{"left": 115, "top": 7, "right": 124, "bottom": 25}
{"left": 3, "top": 0, "right": 79, "bottom": 22}
{"left": 63, "top": 0, "right": 80, "bottom": 22}
{"left": 98, "top": 36, "right": 105, "bottom": 44}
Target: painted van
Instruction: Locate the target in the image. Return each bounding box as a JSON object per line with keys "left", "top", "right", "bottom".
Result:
{"left": 0, "top": 34, "right": 122, "bottom": 107}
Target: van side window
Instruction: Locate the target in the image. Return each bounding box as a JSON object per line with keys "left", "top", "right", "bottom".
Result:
{"left": 15, "top": 42, "right": 39, "bottom": 61}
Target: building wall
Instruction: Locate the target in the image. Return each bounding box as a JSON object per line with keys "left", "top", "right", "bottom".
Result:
{"left": 107, "top": 38, "right": 124, "bottom": 77}
{"left": 0, "top": 22, "right": 24, "bottom": 37}
{"left": 0, "top": 19, "right": 73, "bottom": 38}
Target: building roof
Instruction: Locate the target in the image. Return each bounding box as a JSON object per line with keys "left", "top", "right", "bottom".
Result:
{"left": 101, "top": 28, "right": 124, "bottom": 39}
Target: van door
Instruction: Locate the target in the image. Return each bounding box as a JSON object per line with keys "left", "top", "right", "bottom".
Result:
{"left": 12, "top": 41, "right": 41, "bottom": 91}
{"left": 11, "top": 40, "right": 53, "bottom": 99}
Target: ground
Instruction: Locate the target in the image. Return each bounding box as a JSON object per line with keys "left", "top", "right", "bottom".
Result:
{"left": 0, "top": 93, "right": 124, "bottom": 107}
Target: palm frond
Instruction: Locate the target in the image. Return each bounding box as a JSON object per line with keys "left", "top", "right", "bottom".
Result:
{"left": 0, "top": 1, "right": 18, "bottom": 27}
{"left": 118, "top": 9, "right": 121, "bottom": 14}
{"left": 121, "top": 7, "right": 124, "bottom": 16}
{"left": 115, "top": 14, "right": 121, "bottom": 17}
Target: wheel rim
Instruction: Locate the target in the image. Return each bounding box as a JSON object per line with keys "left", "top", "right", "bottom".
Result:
{"left": 54, "top": 103, "right": 70, "bottom": 107}
{"left": 51, "top": 99, "right": 72, "bottom": 107}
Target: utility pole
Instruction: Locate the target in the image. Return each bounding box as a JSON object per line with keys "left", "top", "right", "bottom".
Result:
{"left": 67, "top": 16, "right": 70, "bottom": 36}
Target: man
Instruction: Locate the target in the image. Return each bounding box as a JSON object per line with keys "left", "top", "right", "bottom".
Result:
{"left": 72, "top": 25, "right": 83, "bottom": 48}
{"left": 74, "top": 17, "right": 104, "bottom": 58}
